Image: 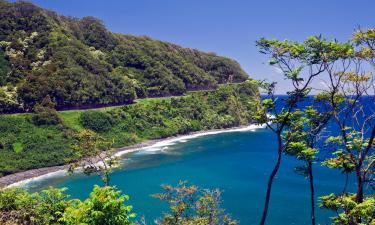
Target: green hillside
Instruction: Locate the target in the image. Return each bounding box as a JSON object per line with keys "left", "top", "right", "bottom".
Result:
{"left": 0, "top": 82, "right": 259, "bottom": 177}
{"left": 0, "top": 1, "right": 249, "bottom": 113}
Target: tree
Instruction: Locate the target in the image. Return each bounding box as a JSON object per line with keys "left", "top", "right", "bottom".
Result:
{"left": 153, "top": 181, "right": 237, "bottom": 225}
{"left": 69, "top": 130, "right": 119, "bottom": 186}
{"left": 0, "top": 49, "right": 9, "bottom": 86}
{"left": 317, "top": 28, "right": 375, "bottom": 224}
{"left": 320, "top": 193, "right": 375, "bottom": 225}
{"left": 0, "top": 187, "right": 69, "bottom": 225}
{"left": 254, "top": 36, "right": 354, "bottom": 225}
{"left": 79, "top": 110, "right": 115, "bottom": 132}
{"left": 31, "top": 95, "right": 61, "bottom": 126}
{"left": 61, "top": 185, "right": 135, "bottom": 225}
{"left": 0, "top": 86, "right": 22, "bottom": 114}
{"left": 1, "top": 1, "right": 250, "bottom": 112}
{"left": 255, "top": 29, "right": 375, "bottom": 225}
{"left": 284, "top": 106, "right": 331, "bottom": 225}
{"left": 0, "top": 185, "right": 136, "bottom": 225}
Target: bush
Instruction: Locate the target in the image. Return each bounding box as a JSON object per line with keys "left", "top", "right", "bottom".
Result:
{"left": 62, "top": 185, "right": 135, "bottom": 225}
{"left": 0, "top": 186, "right": 135, "bottom": 225}
{"left": 154, "top": 181, "right": 238, "bottom": 225}
{"left": 31, "top": 96, "right": 61, "bottom": 126}
{"left": 79, "top": 111, "right": 114, "bottom": 132}
{"left": 31, "top": 107, "right": 61, "bottom": 126}
{"left": 11, "top": 142, "right": 23, "bottom": 153}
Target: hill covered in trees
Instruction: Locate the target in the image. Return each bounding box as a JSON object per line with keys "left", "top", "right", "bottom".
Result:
{"left": 0, "top": 1, "right": 249, "bottom": 113}
{"left": 0, "top": 82, "right": 258, "bottom": 178}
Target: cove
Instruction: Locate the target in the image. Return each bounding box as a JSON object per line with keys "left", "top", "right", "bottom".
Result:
{"left": 26, "top": 127, "right": 351, "bottom": 225}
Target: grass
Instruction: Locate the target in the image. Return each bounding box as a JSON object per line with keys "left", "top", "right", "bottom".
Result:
{"left": 58, "top": 96, "right": 185, "bottom": 132}
{"left": 135, "top": 96, "right": 174, "bottom": 105}
{"left": 58, "top": 103, "right": 129, "bottom": 132}
{"left": 59, "top": 110, "right": 83, "bottom": 131}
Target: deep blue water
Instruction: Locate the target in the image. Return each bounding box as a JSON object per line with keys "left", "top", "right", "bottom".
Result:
{"left": 27, "top": 96, "right": 374, "bottom": 225}
{"left": 27, "top": 128, "right": 355, "bottom": 225}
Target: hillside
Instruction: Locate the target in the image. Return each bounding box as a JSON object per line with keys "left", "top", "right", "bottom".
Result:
{"left": 0, "top": 1, "right": 249, "bottom": 113}
{"left": 0, "top": 82, "right": 259, "bottom": 178}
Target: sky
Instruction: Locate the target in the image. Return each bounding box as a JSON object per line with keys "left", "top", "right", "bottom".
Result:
{"left": 24, "top": 0, "right": 374, "bottom": 93}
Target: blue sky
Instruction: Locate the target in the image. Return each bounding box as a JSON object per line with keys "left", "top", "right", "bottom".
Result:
{"left": 26, "top": 0, "right": 374, "bottom": 93}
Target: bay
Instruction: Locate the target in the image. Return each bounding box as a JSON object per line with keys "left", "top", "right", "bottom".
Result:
{"left": 27, "top": 127, "right": 351, "bottom": 225}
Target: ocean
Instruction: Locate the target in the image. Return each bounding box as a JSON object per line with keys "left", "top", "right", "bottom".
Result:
{"left": 25, "top": 96, "right": 374, "bottom": 225}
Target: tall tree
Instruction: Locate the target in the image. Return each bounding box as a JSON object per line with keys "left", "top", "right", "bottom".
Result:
{"left": 319, "top": 28, "right": 375, "bottom": 224}
{"left": 284, "top": 106, "right": 331, "bottom": 225}
{"left": 254, "top": 36, "right": 354, "bottom": 225}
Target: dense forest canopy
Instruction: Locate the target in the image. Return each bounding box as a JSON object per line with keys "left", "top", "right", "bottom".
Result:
{"left": 0, "top": 0, "right": 249, "bottom": 113}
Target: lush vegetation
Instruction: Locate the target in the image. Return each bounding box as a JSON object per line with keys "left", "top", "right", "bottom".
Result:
{"left": 0, "top": 1, "right": 249, "bottom": 113}
{"left": 254, "top": 28, "right": 375, "bottom": 225}
{"left": 0, "top": 81, "right": 258, "bottom": 177}
{"left": 153, "top": 181, "right": 237, "bottom": 225}
{"left": 0, "top": 182, "right": 236, "bottom": 225}
{"left": 2, "top": 1, "right": 374, "bottom": 225}
{"left": 0, "top": 114, "right": 73, "bottom": 177}
{"left": 0, "top": 185, "right": 135, "bottom": 225}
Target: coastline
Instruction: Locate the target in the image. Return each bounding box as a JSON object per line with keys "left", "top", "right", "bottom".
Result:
{"left": 0, "top": 123, "right": 266, "bottom": 189}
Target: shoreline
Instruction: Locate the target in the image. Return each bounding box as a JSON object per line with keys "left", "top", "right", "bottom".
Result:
{"left": 1, "top": 123, "right": 266, "bottom": 188}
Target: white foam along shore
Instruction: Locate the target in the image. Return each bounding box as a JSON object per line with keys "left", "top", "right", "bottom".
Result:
{"left": 6, "top": 123, "right": 267, "bottom": 189}
{"left": 115, "top": 123, "right": 267, "bottom": 156}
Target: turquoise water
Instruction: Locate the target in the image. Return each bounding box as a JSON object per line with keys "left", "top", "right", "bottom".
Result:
{"left": 28, "top": 128, "right": 352, "bottom": 225}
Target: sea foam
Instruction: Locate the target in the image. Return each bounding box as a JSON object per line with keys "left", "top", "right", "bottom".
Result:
{"left": 8, "top": 123, "right": 266, "bottom": 188}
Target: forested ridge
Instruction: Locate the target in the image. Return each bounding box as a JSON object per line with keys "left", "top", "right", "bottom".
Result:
{"left": 0, "top": 0, "right": 249, "bottom": 113}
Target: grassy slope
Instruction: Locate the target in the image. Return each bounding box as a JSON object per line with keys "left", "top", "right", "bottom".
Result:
{"left": 0, "top": 82, "right": 259, "bottom": 177}
{"left": 58, "top": 96, "right": 177, "bottom": 133}
{"left": 0, "top": 114, "right": 73, "bottom": 176}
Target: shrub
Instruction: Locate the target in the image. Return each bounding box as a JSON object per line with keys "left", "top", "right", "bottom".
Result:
{"left": 11, "top": 142, "right": 23, "bottom": 153}
{"left": 79, "top": 111, "right": 114, "bottom": 132}
{"left": 0, "top": 186, "right": 135, "bottom": 225}
{"left": 153, "top": 181, "right": 238, "bottom": 225}
{"left": 61, "top": 185, "right": 135, "bottom": 225}
{"left": 31, "top": 96, "right": 61, "bottom": 126}
{"left": 31, "top": 107, "right": 61, "bottom": 126}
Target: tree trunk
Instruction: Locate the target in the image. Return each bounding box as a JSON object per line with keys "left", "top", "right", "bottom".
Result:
{"left": 102, "top": 170, "right": 110, "bottom": 187}
{"left": 259, "top": 134, "right": 283, "bottom": 225}
{"left": 355, "top": 166, "right": 363, "bottom": 203}
{"left": 308, "top": 162, "right": 316, "bottom": 225}
{"left": 342, "top": 172, "right": 349, "bottom": 194}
